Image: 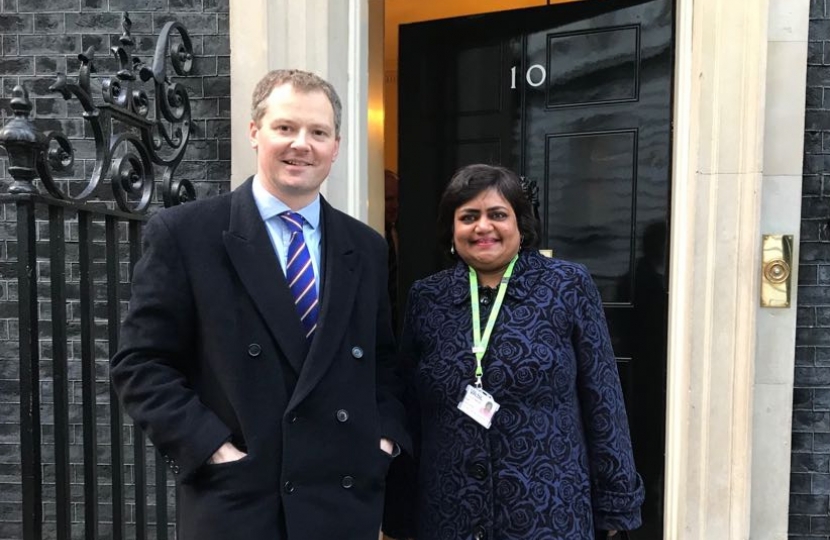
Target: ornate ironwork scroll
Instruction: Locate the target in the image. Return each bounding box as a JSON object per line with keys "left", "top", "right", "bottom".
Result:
{"left": 0, "top": 12, "right": 196, "bottom": 214}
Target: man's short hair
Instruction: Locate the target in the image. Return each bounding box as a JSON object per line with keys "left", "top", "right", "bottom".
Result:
{"left": 251, "top": 69, "right": 342, "bottom": 137}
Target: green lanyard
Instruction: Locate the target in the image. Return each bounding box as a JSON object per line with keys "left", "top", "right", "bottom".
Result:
{"left": 469, "top": 255, "right": 518, "bottom": 388}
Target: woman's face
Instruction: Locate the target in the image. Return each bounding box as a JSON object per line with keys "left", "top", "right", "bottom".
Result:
{"left": 452, "top": 188, "right": 521, "bottom": 275}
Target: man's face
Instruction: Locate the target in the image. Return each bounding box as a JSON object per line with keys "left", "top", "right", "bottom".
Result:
{"left": 249, "top": 83, "right": 340, "bottom": 206}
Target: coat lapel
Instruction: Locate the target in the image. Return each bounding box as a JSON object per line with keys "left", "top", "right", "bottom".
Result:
{"left": 288, "top": 199, "right": 360, "bottom": 409}
{"left": 222, "top": 178, "right": 307, "bottom": 374}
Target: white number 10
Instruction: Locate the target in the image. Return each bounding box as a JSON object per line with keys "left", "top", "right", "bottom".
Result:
{"left": 510, "top": 64, "right": 547, "bottom": 89}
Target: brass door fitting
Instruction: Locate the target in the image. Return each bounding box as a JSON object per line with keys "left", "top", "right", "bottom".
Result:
{"left": 760, "top": 234, "right": 793, "bottom": 308}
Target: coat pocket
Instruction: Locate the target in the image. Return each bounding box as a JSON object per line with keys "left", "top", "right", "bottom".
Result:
{"left": 190, "top": 453, "right": 266, "bottom": 498}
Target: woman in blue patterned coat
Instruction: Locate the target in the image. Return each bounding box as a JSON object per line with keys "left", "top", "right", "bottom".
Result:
{"left": 389, "top": 164, "right": 644, "bottom": 540}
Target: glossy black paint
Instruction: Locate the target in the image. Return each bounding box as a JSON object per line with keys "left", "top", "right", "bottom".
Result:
{"left": 397, "top": 1, "right": 673, "bottom": 537}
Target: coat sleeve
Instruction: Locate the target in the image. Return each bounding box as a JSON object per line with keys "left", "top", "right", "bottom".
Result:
{"left": 382, "top": 284, "right": 422, "bottom": 538}
{"left": 570, "top": 265, "right": 645, "bottom": 532}
{"left": 110, "top": 213, "right": 231, "bottom": 482}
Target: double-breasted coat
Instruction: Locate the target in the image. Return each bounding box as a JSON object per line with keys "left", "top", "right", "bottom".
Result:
{"left": 392, "top": 250, "right": 643, "bottom": 540}
{"left": 111, "top": 178, "right": 409, "bottom": 540}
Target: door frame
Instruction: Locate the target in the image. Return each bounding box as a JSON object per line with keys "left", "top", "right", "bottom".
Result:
{"left": 227, "top": 1, "right": 808, "bottom": 538}
{"left": 666, "top": 1, "right": 806, "bottom": 539}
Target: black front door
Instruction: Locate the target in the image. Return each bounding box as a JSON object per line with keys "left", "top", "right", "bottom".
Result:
{"left": 397, "top": 0, "right": 673, "bottom": 537}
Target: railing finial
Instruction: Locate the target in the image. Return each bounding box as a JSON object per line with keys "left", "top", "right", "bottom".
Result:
{"left": 0, "top": 85, "right": 46, "bottom": 194}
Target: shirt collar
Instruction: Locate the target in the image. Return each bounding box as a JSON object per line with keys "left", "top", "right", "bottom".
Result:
{"left": 252, "top": 175, "right": 321, "bottom": 229}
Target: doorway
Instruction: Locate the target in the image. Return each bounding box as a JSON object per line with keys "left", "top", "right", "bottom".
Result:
{"left": 392, "top": 0, "right": 673, "bottom": 537}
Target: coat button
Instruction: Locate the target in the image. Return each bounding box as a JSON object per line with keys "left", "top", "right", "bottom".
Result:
{"left": 469, "top": 462, "right": 487, "bottom": 480}
{"left": 247, "top": 343, "right": 262, "bottom": 357}
{"left": 351, "top": 346, "right": 363, "bottom": 359}
{"left": 473, "top": 525, "right": 486, "bottom": 539}
{"left": 341, "top": 475, "right": 354, "bottom": 489}
{"left": 171, "top": 465, "right": 180, "bottom": 475}
{"left": 336, "top": 409, "right": 349, "bottom": 422}
{"left": 287, "top": 411, "right": 298, "bottom": 423}
{"left": 283, "top": 481, "right": 294, "bottom": 494}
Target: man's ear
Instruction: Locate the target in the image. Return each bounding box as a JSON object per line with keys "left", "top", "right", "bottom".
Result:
{"left": 331, "top": 136, "right": 341, "bottom": 162}
{"left": 249, "top": 120, "right": 259, "bottom": 149}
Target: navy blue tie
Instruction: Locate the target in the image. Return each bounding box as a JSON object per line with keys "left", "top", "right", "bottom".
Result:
{"left": 279, "top": 212, "right": 319, "bottom": 340}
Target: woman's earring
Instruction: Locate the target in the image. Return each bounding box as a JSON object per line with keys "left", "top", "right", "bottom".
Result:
{"left": 450, "top": 243, "right": 455, "bottom": 255}
{"left": 520, "top": 235, "right": 525, "bottom": 247}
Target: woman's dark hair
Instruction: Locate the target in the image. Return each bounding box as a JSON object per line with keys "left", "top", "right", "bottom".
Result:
{"left": 437, "top": 164, "right": 540, "bottom": 257}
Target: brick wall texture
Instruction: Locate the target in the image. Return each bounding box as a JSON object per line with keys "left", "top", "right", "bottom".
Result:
{"left": 793, "top": 0, "right": 830, "bottom": 538}
{"left": 0, "top": 0, "right": 230, "bottom": 538}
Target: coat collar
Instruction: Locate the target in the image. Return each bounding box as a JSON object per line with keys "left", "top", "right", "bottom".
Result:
{"left": 222, "top": 177, "right": 308, "bottom": 373}
{"left": 449, "top": 250, "right": 544, "bottom": 305}
{"left": 222, "top": 177, "right": 362, "bottom": 405}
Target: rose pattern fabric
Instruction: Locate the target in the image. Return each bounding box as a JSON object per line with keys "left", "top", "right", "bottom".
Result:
{"left": 399, "top": 250, "right": 644, "bottom": 540}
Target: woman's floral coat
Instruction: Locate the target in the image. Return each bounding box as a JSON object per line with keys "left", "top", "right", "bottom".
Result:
{"left": 396, "top": 250, "right": 644, "bottom": 540}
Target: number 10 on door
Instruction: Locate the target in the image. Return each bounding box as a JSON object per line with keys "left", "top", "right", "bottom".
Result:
{"left": 510, "top": 65, "right": 547, "bottom": 89}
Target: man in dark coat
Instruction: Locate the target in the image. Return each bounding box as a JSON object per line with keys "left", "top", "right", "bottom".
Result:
{"left": 111, "top": 69, "right": 409, "bottom": 540}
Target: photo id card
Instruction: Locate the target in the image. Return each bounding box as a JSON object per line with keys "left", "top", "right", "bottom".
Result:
{"left": 457, "top": 385, "right": 500, "bottom": 429}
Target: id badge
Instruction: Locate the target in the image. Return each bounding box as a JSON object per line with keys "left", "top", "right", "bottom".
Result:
{"left": 457, "top": 384, "right": 500, "bottom": 429}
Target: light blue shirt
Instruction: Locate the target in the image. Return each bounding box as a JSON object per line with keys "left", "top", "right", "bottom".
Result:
{"left": 252, "top": 176, "right": 322, "bottom": 295}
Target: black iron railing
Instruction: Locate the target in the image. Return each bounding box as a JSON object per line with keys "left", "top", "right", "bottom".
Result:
{"left": 0, "top": 13, "right": 195, "bottom": 540}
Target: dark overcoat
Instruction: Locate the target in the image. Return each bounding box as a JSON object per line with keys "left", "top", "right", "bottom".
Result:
{"left": 392, "top": 250, "right": 644, "bottom": 540}
{"left": 111, "top": 178, "right": 409, "bottom": 540}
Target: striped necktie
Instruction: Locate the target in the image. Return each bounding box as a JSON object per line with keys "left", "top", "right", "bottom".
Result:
{"left": 279, "top": 211, "right": 319, "bottom": 340}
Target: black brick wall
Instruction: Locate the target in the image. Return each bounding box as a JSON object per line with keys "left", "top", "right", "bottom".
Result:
{"left": 0, "top": 0, "right": 230, "bottom": 538}
{"left": 793, "top": 0, "right": 830, "bottom": 538}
